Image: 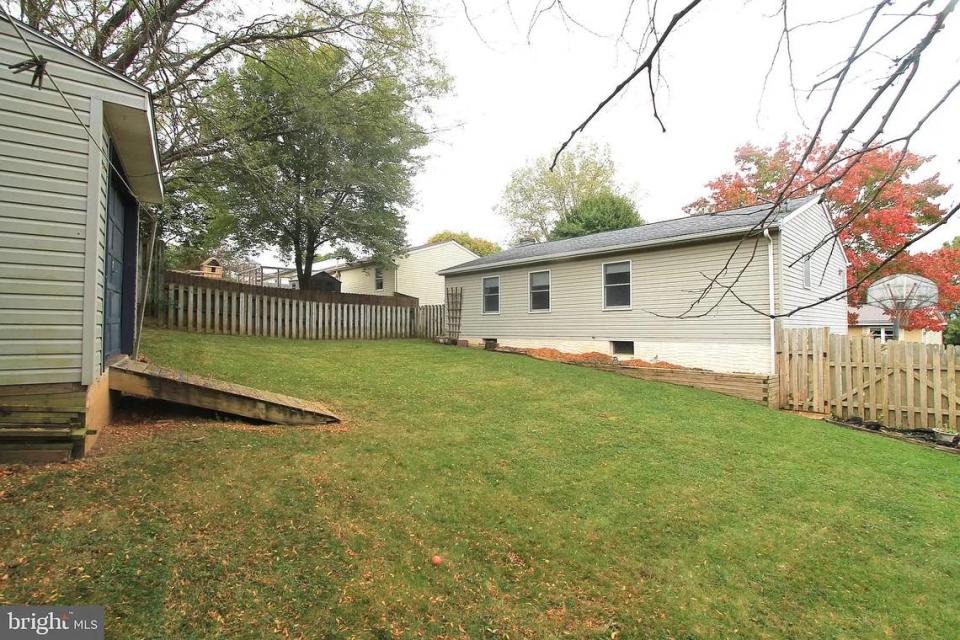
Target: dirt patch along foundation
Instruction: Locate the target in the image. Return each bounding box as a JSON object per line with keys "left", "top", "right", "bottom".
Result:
{"left": 498, "top": 346, "right": 686, "bottom": 369}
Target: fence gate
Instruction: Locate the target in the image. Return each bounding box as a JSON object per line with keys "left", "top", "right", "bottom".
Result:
{"left": 778, "top": 327, "right": 959, "bottom": 430}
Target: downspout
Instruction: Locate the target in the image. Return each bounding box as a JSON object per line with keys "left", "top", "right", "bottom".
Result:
{"left": 764, "top": 229, "right": 776, "bottom": 375}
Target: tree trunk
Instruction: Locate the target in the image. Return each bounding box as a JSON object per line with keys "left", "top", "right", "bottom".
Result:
{"left": 297, "top": 254, "right": 315, "bottom": 290}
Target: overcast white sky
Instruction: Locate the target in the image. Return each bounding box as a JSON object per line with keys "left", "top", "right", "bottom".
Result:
{"left": 275, "top": 0, "right": 960, "bottom": 265}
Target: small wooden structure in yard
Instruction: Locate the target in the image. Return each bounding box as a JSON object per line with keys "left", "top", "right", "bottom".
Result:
{"left": 109, "top": 360, "right": 339, "bottom": 425}
{"left": 198, "top": 257, "right": 224, "bottom": 279}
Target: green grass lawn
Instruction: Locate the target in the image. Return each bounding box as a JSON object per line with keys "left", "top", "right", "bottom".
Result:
{"left": 2, "top": 329, "right": 959, "bottom": 638}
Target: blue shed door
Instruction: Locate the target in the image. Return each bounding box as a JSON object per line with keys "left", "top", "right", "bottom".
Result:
{"left": 103, "top": 175, "right": 125, "bottom": 362}
{"left": 103, "top": 165, "right": 137, "bottom": 365}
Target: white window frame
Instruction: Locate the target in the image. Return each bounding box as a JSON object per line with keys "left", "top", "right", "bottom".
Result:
{"left": 869, "top": 326, "right": 895, "bottom": 343}
{"left": 482, "top": 275, "right": 501, "bottom": 315}
{"left": 601, "top": 260, "right": 632, "bottom": 310}
{"left": 802, "top": 256, "right": 811, "bottom": 290}
{"left": 374, "top": 267, "right": 384, "bottom": 291}
{"left": 528, "top": 269, "right": 551, "bottom": 313}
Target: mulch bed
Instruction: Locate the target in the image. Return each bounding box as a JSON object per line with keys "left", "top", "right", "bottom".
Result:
{"left": 496, "top": 346, "right": 685, "bottom": 369}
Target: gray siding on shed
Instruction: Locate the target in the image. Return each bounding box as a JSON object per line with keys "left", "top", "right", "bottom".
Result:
{"left": 0, "top": 19, "right": 145, "bottom": 385}
{"left": 446, "top": 235, "right": 773, "bottom": 343}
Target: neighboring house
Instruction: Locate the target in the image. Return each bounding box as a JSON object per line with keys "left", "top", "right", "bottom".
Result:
{"left": 848, "top": 305, "right": 944, "bottom": 344}
{"left": 0, "top": 15, "right": 163, "bottom": 458}
{"left": 332, "top": 241, "right": 478, "bottom": 305}
{"left": 439, "top": 195, "right": 848, "bottom": 375}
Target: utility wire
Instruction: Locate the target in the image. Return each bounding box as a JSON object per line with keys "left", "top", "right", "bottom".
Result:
{"left": 1, "top": 8, "right": 158, "bottom": 214}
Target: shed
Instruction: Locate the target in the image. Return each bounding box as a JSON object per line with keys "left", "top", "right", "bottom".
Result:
{"left": 0, "top": 15, "right": 163, "bottom": 460}
{"left": 308, "top": 270, "right": 342, "bottom": 293}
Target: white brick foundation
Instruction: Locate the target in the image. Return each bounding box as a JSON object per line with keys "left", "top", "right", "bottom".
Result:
{"left": 463, "top": 337, "right": 772, "bottom": 375}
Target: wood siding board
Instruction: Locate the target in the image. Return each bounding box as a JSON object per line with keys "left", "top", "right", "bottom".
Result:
{"left": 918, "top": 344, "right": 927, "bottom": 428}
{"left": 947, "top": 345, "right": 957, "bottom": 431}
{"left": 932, "top": 345, "right": 943, "bottom": 428}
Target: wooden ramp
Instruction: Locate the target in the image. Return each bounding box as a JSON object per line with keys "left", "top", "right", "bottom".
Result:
{"left": 109, "top": 360, "right": 339, "bottom": 425}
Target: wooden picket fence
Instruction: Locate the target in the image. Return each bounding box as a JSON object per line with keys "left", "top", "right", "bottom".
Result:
{"left": 778, "top": 327, "right": 959, "bottom": 430}
{"left": 164, "top": 279, "right": 445, "bottom": 340}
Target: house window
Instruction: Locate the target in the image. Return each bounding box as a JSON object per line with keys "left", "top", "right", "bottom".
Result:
{"left": 802, "top": 257, "right": 811, "bottom": 289}
{"left": 870, "top": 327, "right": 895, "bottom": 343}
{"left": 482, "top": 276, "right": 500, "bottom": 314}
{"left": 611, "top": 341, "right": 634, "bottom": 356}
{"left": 374, "top": 267, "right": 384, "bottom": 291}
{"left": 529, "top": 270, "right": 550, "bottom": 312}
{"left": 603, "top": 261, "right": 631, "bottom": 309}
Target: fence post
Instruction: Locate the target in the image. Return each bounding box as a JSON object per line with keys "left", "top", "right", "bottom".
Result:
{"left": 166, "top": 285, "right": 174, "bottom": 328}
{"left": 947, "top": 345, "right": 957, "bottom": 431}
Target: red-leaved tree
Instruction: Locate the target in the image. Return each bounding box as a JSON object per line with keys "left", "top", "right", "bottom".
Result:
{"left": 686, "top": 138, "right": 958, "bottom": 330}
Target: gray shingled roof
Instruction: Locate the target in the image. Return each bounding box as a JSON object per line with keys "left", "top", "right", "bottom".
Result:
{"left": 849, "top": 305, "right": 893, "bottom": 326}
{"left": 439, "top": 195, "right": 820, "bottom": 275}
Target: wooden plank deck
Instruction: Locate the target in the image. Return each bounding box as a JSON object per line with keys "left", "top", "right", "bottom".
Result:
{"left": 109, "top": 359, "right": 339, "bottom": 425}
{"left": 0, "top": 382, "right": 87, "bottom": 462}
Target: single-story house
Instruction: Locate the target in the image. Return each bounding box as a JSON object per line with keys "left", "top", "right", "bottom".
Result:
{"left": 331, "top": 240, "right": 478, "bottom": 305}
{"left": 848, "top": 305, "right": 944, "bottom": 344}
{"left": 439, "top": 194, "right": 848, "bottom": 375}
{"left": 1, "top": 15, "right": 163, "bottom": 458}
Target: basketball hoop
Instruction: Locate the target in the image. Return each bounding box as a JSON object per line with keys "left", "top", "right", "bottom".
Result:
{"left": 866, "top": 274, "right": 939, "bottom": 339}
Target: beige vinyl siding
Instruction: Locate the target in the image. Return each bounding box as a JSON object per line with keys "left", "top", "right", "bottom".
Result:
{"left": 446, "top": 235, "right": 772, "bottom": 346}
{"left": 395, "top": 242, "right": 477, "bottom": 305}
{"left": 336, "top": 242, "right": 479, "bottom": 303}
{"left": 779, "top": 203, "right": 848, "bottom": 332}
{"left": 338, "top": 264, "right": 396, "bottom": 296}
{"left": 0, "top": 23, "right": 147, "bottom": 108}
{"left": 0, "top": 19, "right": 143, "bottom": 385}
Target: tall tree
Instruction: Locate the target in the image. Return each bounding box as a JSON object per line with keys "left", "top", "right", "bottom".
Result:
{"left": 3, "top": 1, "right": 437, "bottom": 172}
{"left": 192, "top": 42, "right": 437, "bottom": 288}
{"left": 687, "top": 138, "right": 957, "bottom": 329}
{"left": 549, "top": 191, "right": 642, "bottom": 240}
{"left": 945, "top": 314, "right": 960, "bottom": 346}
{"left": 2, "top": 1, "right": 443, "bottom": 259}
{"left": 426, "top": 231, "right": 501, "bottom": 256}
{"left": 496, "top": 142, "right": 621, "bottom": 243}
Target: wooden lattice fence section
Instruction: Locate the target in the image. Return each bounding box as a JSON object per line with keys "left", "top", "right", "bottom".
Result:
{"left": 778, "top": 328, "right": 959, "bottom": 430}
{"left": 445, "top": 287, "right": 463, "bottom": 341}
{"left": 163, "top": 274, "right": 445, "bottom": 340}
